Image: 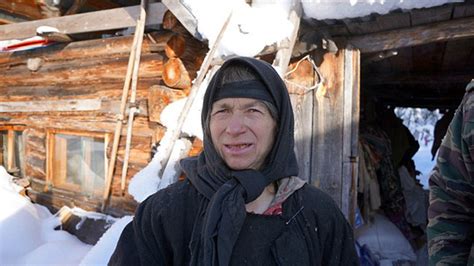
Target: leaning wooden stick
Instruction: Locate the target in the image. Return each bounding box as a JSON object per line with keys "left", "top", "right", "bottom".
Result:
{"left": 158, "top": 12, "right": 233, "bottom": 178}
{"left": 120, "top": 1, "right": 148, "bottom": 195}
{"left": 102, "top": 0, "right": 147, "bottom": 211}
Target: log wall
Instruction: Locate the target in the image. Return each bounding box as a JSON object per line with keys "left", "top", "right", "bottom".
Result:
{"left": 0, "top": 30, "right": 205, "bottom": 216}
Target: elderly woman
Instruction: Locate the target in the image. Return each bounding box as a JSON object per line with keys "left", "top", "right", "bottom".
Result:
{"left": 109, "top": 57, "right": 359, "bottom": 265}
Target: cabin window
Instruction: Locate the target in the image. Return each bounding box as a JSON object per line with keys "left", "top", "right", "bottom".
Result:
{"left": 47, "top": 130, "right": 109, "bottom": 197}
{"left": 0, "top": 126, "right": 25, "bottom": 177}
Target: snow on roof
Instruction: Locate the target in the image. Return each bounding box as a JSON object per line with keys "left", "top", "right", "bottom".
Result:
{"left": 182, "top": 0, "right": 462, "bottom": 57}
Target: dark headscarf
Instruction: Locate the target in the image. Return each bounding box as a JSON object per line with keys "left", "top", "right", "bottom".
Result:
{"left": 181, "top": 57, "right": 298, "bottom": 266}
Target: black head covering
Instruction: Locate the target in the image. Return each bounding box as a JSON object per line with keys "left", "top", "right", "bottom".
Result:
{"left": 181, "top": 56, "right": 298, "bottom": 265}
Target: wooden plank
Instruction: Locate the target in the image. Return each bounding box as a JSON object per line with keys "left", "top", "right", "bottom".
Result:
{"left": 0, "top": 99, "right": 101, "bottom": 112}
{"left": 311, "top": 51, "right": 344, "bottom": 206}
{"left": 286, "top": 57, "right": 315, "bottom": 182}
{"left": 0, "top": 2, "right": 166, "bottom": 41}
{"left": 344, "top": 12, "right": 410, "bottom": 35}
{"left": 290, "top": 93, "right": 313, "bottom": 182}
{"left": 410, "top": 5, "right": 453, "bottom": 26}
{"left": 7, "top": 129, "right": 14, "bottom": 171}
{"left": 161, "top": 0, "right": 199, "bottom": 39}
{"left": 341, "top": 48, "right": 360, "bottom": 222}
{"left": 46, "top": 130, "right": 54, "bottom": 191}
{"left": 348, "top": 16, "right": 474, "bottom": 53}
{"left": 453, "top": 4, "right": 474, "bottom": 18}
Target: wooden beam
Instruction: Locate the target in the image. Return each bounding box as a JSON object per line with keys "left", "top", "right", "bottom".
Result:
{"left": 348, "top": 16, "right": 474, "bottom": 53}
{"left": 0, "top": 99, "right": 101, "bottom": 112}
{"left": 0, "top": 2, "right": 166, "bottom": 41}
{"left": 0, "top": 99, "right": 148, "bottom": 115}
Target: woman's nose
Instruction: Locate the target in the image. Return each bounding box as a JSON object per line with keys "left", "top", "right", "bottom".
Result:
{"left": 225, "top": 114, "right": 246, "bottom": 135}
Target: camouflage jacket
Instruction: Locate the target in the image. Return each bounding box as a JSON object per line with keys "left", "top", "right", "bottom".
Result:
{"left": 428, "top": 81, "right": 474, "bottom": 266}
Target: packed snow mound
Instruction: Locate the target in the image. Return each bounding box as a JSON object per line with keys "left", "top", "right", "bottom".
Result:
{"left": 0, "top": 167, "right": 92, "bottom": 264}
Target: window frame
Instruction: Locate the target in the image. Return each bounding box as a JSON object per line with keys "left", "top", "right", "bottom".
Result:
{"left": 0, "top": 125, "right": 26, "bottom": 177}
{"left": 46, "top": 129, "right": 110, "bottom": 197}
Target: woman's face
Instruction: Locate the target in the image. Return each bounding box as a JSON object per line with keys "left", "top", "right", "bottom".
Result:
{"left": 209, "top": 97, "right": 277, "bottom": 170}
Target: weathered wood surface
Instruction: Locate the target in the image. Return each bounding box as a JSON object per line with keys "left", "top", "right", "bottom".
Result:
{"left": 0, "top": 0, "right": 43, "bottom": 20}
{"left": 348, "top": 16, "right": 474, "bottom": 53}
{"left": 341, "top": 48, "right": 360, "bottom": 224}
{"left": 164, "top": 33, "right": 186, "bottom": 58}
{"left": 0, "top": 54, "right": 163, "bottom": 86}
{"left": 0, "top": 31, "right": 175, "bottom": 66}
{"left": 309, "top": 49, "right": 359, "bottom": 221}
{"left": 0, "top": 99, "right": 101, "bottom": 112}
{"left": 4, "top": 114, "right": 155, "bottom": 137}
{"left": 163, "top": 57, "right": 194, "bottom": 90}
{"left": 312, "top": 51, "right": 344, "bottom": 201}
{"left": 0, "top": 24, "right": 210, "bottom": 215}
{"left": 0, "top": 2, "right": 167, "bottom": 41}
{"left": 148, "top": 85, "right": 186, "bottom": 123}
{"left": 286, "top": 58, "right": 316, "bottom": 182}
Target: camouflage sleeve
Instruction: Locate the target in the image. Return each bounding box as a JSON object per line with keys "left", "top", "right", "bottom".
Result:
{"left": 427, "top": 81, "right": 474, "bottom": 266}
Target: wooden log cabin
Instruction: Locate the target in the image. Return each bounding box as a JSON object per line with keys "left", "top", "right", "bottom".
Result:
{"left": 1, "top": 1, "right": 474, "bottom": 227}
{"left": 0, "top": 3, "right": 207, "bottom": 216}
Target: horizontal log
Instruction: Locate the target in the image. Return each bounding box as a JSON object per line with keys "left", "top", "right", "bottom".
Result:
{"left": 0, "top": 99, "right": 149, "bottom": 116}
{"left": 0, "top": 2, "right": 167, "bottom": 41}
{"left": 348, "top": 16, "right": 474, "bottom": 53}
{"left": 0, "top": 81, "right": 156, "bottom": 102}
{"left": 0, "top": 31, "right": 174, "bottom": 66}
{"left": 0, "top": 54, "right": 164, "bottom": 87}
{"left": 0, "top": 99, "right": 101, "bottom": 112}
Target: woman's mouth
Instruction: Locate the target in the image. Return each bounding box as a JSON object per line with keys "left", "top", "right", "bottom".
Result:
{"left": 223, "top": 143, "right": 253, "bottom": 154}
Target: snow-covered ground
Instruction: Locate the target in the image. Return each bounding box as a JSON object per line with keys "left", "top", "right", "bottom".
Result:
{"left": 0, "top": 166, "right": 133, "bottom": 265}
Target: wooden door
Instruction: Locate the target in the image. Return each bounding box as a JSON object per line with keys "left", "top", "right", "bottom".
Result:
{"left": 309, "top": 48, "right": 360, "bottom": 223}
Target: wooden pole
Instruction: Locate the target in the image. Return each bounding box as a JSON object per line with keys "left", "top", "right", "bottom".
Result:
{"left": 120, "top": 0, "right": 148, "bottom": 195}
{"left": 157, "top": 12, "right": 232, "bottom": 178}
{"left": 102, "top": 0, "right": 147, "bottom": 211}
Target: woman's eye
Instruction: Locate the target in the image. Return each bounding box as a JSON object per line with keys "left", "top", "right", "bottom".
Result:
{"left": 212, "top": 109, "right": 227, "bottom": 115}
{"left": 248, "top": 108, "right": 262, "bottom": 113}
